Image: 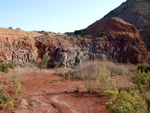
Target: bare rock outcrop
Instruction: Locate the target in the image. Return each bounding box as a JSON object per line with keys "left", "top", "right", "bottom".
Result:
{"left": 0, "top": 18, "right": 149, "bottom": 67}
{"left": 0, "top": 28, "right": 41, "bottom": 65}
{"left": 84, "top": 17, "right": 149, "bottom": 63}
{"left": 103, "top": 0, "right": 150, "bottom": 50}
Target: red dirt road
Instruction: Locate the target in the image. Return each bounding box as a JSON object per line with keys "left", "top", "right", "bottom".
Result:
{"left": 0, "top": 69, "right": 108, "bottom": 113}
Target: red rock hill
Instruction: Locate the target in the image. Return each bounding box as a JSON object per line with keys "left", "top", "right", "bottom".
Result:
{"left": 84, "top": 17, "right": 149, "bottom": 63}
{"left": 0, "top": 18, "right": 149, "bottom": 66}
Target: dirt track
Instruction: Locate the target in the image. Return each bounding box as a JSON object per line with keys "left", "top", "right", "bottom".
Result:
{"left": 0, "top": 68, "right": 108, "bottom": 113}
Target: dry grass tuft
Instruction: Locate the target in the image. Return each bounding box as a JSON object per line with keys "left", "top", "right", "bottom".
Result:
{"left": 71, "top": 60, "right": 129, "bottom": 80}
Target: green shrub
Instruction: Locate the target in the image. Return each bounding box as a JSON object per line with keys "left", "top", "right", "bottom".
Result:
{"left": 125, "top": 58, "right": 130, "bottom": 64}
{"left": 0, "top": 86, "right": 14, "bottom": 109}
{"left": 11, "top": 82, "right": 21, "bottom": 94}
{"left": 0, "top": 63, "right": 9, "bottom": 73}
{"left": 137, "top": 64, "right": 150, "bottom": 73}
{"left": 8, "top": 27, "right": 13, "bottom": 29}
{"left": 0, "top": 59, "right": 4, "bottom": 63}
{"left": 44, "top": 33, "right": 49, "bottom": 37}
{"left": 74, "top": 30, "right": 82, "bottom": 35}
{"left": 0, "top": 60, "right": 17, "bottom": 73}
{"left": 64, "top": 71, "right": 71, "bottom": 79}
{"left": 131, "top": 71, "right": 150, "bottom": 92}
{"left": 23, "top": 36, "right": 29, "bottom": 40}
{"left": 105, "top": 90, "right": 148, "bottom": 113}
{"left": 84, "top": 80, "right": 94, "bottom": 93}
{"left": 55, "top": 78, "right": 60, "bottom": 82}
{"left": 138, "top": 64, "right": 147, "bottom": 72}
{"left": 0, "top": 59, "right": 11, "bottom": 73}
{"left": 0, "top": 86, "right": 12, "bottom": 103}
{"left": 148, "top": 51, "right": 150, "bottom": 57}
{"left": 145, "top": 95, "right": 150, "bottom": 112}
{"left": 97, "top": 32, "right": 106, "bottom": 37}
{"left": 10, "top": 75, "right": 25, "bottom": 94}
{"left": 12, "top": 74, "right": 25, "bottom": 84}
{"left": 53, "top": 61, "right": 61, "bottom": 68}
{"left": 74, "top": 87, "right": 79, "bottom": 93}
{"left": 8, "top": 60, "right": 17, "bottom": 68}
{"left": 39, "top": 54, "right": 48, "bottom": 68}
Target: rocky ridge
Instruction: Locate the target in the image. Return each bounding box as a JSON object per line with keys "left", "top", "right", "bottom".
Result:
{"left": 104, "top": 0, "right": 150, "bottom": 50}
{"left": 83, "top": 17, "right": 149, "bottom": 64}
{"left": 0, "top": 18, "right": 149, "bottom": 67}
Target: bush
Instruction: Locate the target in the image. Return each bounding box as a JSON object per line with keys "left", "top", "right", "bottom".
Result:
{"left": 131, "top": 71, "right": 150, "bottom": 92}
{"left": 8, "top": 27, "right": 13, "bottom": 29}
{"left": 84, "top": 80, "right": 94, "bottom": 93}
{"left": 0, "top": 74, "right": 25, "bottom": 110}
{"left": 53, "top": 61, "right": 61, "bottom": 68}
{"left": 9, "top": 75, "right": 25, "bottom": 94}
{"left": 0, "top": 63, "right": 9, "bottom": 73}
{"left": 0, "top": 60, "right": 17, "bottom": 73}
{"left": 39, "top": 54, "right": 48, "bottom": 68}
{"left": 145, "top": 95, "right": 150, "bottom": 112}
{"left": 0, "top": 86, "right": 14, "bottom": 109}
{"left": 69, "top": 60, "right": 129, "bottom": 92}
{"left": 74, "top": 87, "right": 79, "bottom": 93}
{"left": 0, "top": 59, "right": 9, "bottom": 73}
{"left": 97, "top": 32, "right": 106, "bottom": 37}
{"left": 125, "top": 58, "right": 130, "bottom": 64}
{"left": 0, "top": 59, "right": 4, "bottom": 63}
{"left": 8, "top": 60, "right": 17, "bottom": 68}
{"left": 23, "top": 36, "right": 29, "bottom": 40}
{"left": 44, "top": 33, "right": 49, "bottom": 37}
{"left": 74, "top": 30, "right": 82, "bottom": 35}
{"left": 105, "top": 90, "right": 148, "bottom": 113}
{"left": 0, "top": 59, "right": 17, "bottom": 73}
{"left": 16, "top": 28, "right": 21, "bottom": 30}
{"left": 12, "top": 74, "right": 25, "bottom": 84}
{"left": 137, "top": 64, "right": 150, "bottom": 73}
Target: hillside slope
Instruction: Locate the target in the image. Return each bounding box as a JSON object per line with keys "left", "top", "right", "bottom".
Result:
{"left": 0, "top": 28, "right": 41, "bottom": 39}
{"left": 0, "top": 18, "right": 149, "bottom": 66}
{"left": 104, "top": 0, "right": 150, "bottom": 49}
{"left": 84, "top": 17, "right": 149, "bottom": 63}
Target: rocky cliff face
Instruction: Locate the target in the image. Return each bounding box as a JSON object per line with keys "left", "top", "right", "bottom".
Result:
{"left": 0, "top": 18, "right": 149, "bottom": 67}
{"left": 104, "top": 0, "right": 150, "bottom": 50}
{"left": 0, "top": 38, "right": 38, "bottom": 66}
{"left": 34, "top": 17, "right": 149, "bottom": 66}
{"left": 0, "top": 28, "right": 41, "bottom": 65}
{"left": 84, "top": 17, "right": 149, "bottom": 64}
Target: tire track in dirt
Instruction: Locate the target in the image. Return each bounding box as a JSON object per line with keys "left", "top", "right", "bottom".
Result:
{"left": 0, "top": 69, "right": 108, "bottom": 113}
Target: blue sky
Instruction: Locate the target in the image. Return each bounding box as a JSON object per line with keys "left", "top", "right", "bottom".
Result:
{"left": 0, "top": 0, "right": 126, "bottom": 33}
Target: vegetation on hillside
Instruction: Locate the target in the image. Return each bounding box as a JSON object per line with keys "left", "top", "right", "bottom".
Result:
{"left": 0, "top": 74, "right": 25, "bottom": 110}
{"left": 62, "top": 60, "right": 150, "bottom": 113}
{"left": 0, "top": 59, "right": 17, "bottom": 73}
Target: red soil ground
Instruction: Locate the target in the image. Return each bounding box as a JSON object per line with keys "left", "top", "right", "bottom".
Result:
{"left": 0, "top": 68, "right": 108, "bottom": 113}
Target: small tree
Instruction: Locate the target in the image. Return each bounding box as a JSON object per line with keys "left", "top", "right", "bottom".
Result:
{"left": 8, "top": 27, "right": 13, "bottom": 29}
{"left": 105, "top": 90, "right": 148, "bottom": 113}
{"left": 125, "top": 58, "right": 130, "bottom": 64}
{"left": 40, "top": 54, "right": 48, "bottom": 68}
